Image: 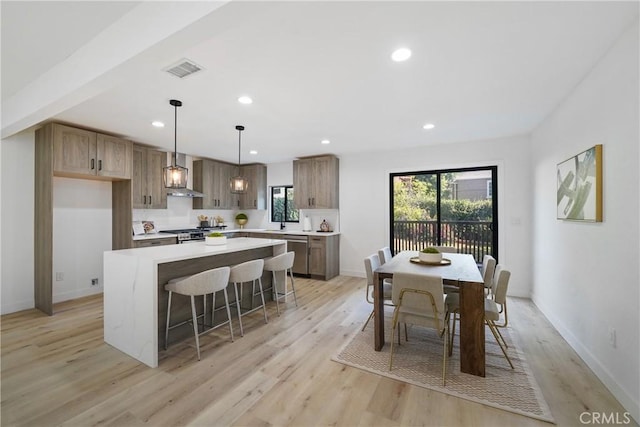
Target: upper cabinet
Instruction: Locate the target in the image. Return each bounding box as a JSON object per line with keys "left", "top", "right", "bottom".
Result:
{"left": 238, "top": 164, "right": 267, "bottom": 210}
{"left": 52, "top": 123, "right": 132, "bottom": 180}
{"left": 193, "top": 159, "right": 235, "bottom": 209}
{"left": 293, "top": 155, "right": 339, "bottom": 209}
{"left": 132, "top": 145, "right": 167, "bottom": 209}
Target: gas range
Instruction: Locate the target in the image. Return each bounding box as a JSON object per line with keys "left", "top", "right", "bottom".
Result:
{"left": 160, "top": 225, "right": 227, "bottom": 243}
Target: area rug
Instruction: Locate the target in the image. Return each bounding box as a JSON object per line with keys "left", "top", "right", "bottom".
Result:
{"left": 332, "top": 317, "right": 555, "bottom": 423}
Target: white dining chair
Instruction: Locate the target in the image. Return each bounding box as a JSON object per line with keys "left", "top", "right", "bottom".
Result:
{"left": 389, "top": 272, "right": 449, "bottom": 386}
{"left": 363, "top": 254, "right": 394, "bottom": 331}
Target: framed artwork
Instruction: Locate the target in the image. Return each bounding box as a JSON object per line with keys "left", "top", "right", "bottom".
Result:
{"left": 557, "top": 144, "right": 603, "bottom": 222}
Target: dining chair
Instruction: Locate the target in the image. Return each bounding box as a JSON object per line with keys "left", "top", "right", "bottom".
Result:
{"left": 164, "top": 266, "right": 233, "bottom": 361}
{"left": 445, "top": 265, "right": 513, "bottom": 369}
{"left": 481, "top": 255, "right": 497, "bottom": 296}
{"left": 389, "top": 272, "right": 449, "bottom": 386}
{"left": 378, "top": 246, "right": 393, "bottom": 265}
{"left": 362, "top": 253, "right": 394, "bottom": 331}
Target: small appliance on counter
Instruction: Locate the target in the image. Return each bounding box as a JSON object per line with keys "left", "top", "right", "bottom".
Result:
{"left": 302, "top": 216, "right": 312, "bottom": 232}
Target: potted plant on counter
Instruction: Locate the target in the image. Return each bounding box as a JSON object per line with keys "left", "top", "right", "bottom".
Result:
{"left": 419, "top": 246, "right": 442, "bottom": 263}
{"left": 235, "top": 212, "right": 248, "bottom": 229}
{"left": 205, "top": 232, "right": 227, "bottom": 246}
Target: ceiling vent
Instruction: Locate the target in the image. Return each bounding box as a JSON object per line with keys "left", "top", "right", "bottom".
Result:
{"left": 164, "top": 59, "right": 203, "bottom": 79}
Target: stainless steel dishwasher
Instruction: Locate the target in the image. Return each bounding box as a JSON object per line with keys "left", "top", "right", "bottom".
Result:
{"left": 282, "top": 234, "right": 309, "bottom": 276}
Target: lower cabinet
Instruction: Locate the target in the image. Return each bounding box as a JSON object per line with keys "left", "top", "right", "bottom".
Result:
{"left": 132, "top": 237, "right": 177, "bottom": 248}
{"left": 309, "top": 235, "right": 339, "bottom": 280}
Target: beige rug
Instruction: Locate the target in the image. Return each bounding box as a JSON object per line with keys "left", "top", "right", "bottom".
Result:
{"left": 332, "top": 317, "right": 555, "bottom": 423}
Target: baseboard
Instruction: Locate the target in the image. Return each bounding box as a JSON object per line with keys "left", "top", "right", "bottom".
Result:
{"left": 340, "top": 269, "right": 365, "bottom": 278}
{"left": 53, "top": 287, "right": 103, "bottom": 304}
{"left": 532, "top": 294, "right": 639, "bottom": 424}
{"left": 1, "top": 299, "right": 35, "bottom": 315}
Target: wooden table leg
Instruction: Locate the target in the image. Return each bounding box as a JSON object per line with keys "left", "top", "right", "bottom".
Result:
{"left": 373, "top": 271, "right": 384, "bottom": 351}
{"left": 459, "top": 281, "right": 485, "bottom": 376}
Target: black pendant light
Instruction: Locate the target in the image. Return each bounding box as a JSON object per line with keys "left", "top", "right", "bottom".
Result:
{"left": 230, "top": 125, "right": 249, "bottom": 194}
{"left": 163, "top": 99, "right": 188, "bottom": 189}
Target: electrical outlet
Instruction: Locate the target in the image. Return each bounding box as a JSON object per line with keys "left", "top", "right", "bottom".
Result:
{"left": 91, "top": 278, "right": 99, "bottom": 286}
{"left": 608, "top": 327, "right": 616, "bottom": 348}
{"left": 55, "top": 272, "right": 64, "bottom": 281}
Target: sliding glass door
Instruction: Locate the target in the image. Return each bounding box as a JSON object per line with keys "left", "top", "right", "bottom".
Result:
{"left": 390, "top": 166, "right": 498, "bottom": 263}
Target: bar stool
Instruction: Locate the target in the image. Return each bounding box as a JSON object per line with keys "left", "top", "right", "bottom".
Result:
{"left": 263, "top": 251, "right": 297, "bottom": 316}
{"left": 229, "top": 259, "right": 267, "bottom": 336}
{"left": 164, "top": 266, "right": 233, "bottom": 361}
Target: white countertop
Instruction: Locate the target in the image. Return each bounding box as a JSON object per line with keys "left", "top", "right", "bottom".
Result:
{"left": 132, "top": 229, "right": 340, "bottom": 241}
{"left": 132, "top": 233, "right": 177, "bottom": 241}
{"left": 113, "top": 237, "right": 286, "bottom": 263}
{"left": 223, "top": 228, "right": 341, "bottom": 237}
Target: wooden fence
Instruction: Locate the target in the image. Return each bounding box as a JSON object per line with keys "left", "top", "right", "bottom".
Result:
{"left": 392, "top": 220, "right": 493, "bottom": 263}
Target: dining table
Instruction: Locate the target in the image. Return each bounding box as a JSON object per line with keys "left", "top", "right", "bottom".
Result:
{"left": 373, "top": 251, "right": 486, "bottom": 377}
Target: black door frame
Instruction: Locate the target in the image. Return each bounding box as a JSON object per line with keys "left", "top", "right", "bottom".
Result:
{"left": 389, "top": 165, "right": 498, "bottom": 261}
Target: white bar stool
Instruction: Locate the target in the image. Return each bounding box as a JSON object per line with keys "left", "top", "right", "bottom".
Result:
{"left": 263, "top": 251, "right": 297, "bottom": 316}
{"left": 164, "top": 266, "right": 233, "bottom": 361}
{"left": 229, "top": 259, "right": 267, "bottom": 336}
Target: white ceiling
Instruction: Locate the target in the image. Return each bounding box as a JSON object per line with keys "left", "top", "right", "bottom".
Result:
{"left": 2, "top": 1, "right": 638, "bottom": 164}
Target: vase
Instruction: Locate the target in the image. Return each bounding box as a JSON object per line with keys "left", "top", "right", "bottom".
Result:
{"left": 419, "top": 252, "right": 442, "bottom": 263}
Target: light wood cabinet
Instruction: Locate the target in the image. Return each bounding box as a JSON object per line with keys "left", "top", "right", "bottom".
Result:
{"left": 309, "top": 234, "right": 340, "bottom": 280}
{"left": 132, "top": 145, "right": 167, "bottom": 209}
{"left": 132, "top": 237, "right": 176, "bottom": 248}
{"left": 35, "top": 123, "right": 133, "bottom": 315}
{"left": 237, "top": 164, "right": 267, "bottom": 210}
{"left": 52, "top": 123, "right": 132, "bottom": 180}
{"left": 293, "top": 155, "right": 339, "bottom": 209}
{"left": 193, "top": 159, "right": 235, "bottom": 209}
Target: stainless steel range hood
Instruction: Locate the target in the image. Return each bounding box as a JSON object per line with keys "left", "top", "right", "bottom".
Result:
{"left": 166, "top": 153, "right": 204, "bottom": 198}
{"left": 166, "top": 187, "right": 204, "bottom": 198}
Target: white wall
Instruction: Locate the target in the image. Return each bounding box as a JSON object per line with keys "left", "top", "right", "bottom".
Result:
{"left": 531, "top": 21, "right": 639, "bottom": 421}
{"left": 52, "top": 177, "right": 111, "bottom": 302}
{"left": 1, "top": 131, "right": 35, "bottom": 314}
{"left": 338, "top": 134, "right": 533, "bottom": 297}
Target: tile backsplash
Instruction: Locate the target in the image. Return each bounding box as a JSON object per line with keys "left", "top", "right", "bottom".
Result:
{"left": 133, "top": 196, "right": 339, "bottom": 232}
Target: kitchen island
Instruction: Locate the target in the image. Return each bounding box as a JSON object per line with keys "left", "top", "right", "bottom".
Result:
{"left": 104, "top": 237, "right": 286, "bottom": 367}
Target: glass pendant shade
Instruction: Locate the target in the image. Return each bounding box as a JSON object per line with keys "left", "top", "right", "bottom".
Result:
{"left": 164, "top": 99, "right": 188, "bottom": 189}
{"left": 164, "top": 164, "right": 188, "bottom": 188}
{"left": 230, "top": 125, "right": 248, "bottom": 194}
{"left": 230, "top": 174, "right": 249, "bottom": 193}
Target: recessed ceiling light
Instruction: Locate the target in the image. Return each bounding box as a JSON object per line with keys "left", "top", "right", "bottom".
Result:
{"left": 391, "top": 48, "right": 412, "bottom": 62}
{"left": 423, "top": 123, "right": 435, "bottom": 130}
{"left": 238, "top": 96, "right": 253, "bottom": 104}
{"left": 151, "top": 121, "right": 165, "bottom": 128}
{"left": 249, "top": 150, "right": 258, "bottom": 155}
{"left": 321, "top": 139, "right": 331, "bottom": 145}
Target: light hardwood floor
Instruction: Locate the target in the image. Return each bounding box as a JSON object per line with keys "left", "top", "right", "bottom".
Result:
{"left": 1, "top": 275, "right": 634, "bottom": 426}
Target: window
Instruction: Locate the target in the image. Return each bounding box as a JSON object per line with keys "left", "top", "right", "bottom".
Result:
{"left": 390, "top": 166, "right": 498, "bottom": 264}
{"left": 271, "top": 186, "right": 299, "bottom": 223}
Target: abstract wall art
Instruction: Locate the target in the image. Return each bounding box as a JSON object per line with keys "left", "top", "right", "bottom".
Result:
{"left": 557, "top": 144, "right": 603, "bottom": 222}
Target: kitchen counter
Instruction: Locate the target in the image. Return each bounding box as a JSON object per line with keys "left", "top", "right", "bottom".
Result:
{"left": 223, "top": 228, "right": 341, "bottom": 237}
{"left": 132, "top": 233, "right": 177, "bottom": 241}
{"left": 104, "top": 237, "right": 286, "bottom": 367}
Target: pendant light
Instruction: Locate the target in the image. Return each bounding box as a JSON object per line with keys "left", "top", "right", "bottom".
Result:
{"left": 230, "top": 125, "right": 249, "bottom": 194}
{"left": 163, "top": 99, "right": 188, "bottom": 189}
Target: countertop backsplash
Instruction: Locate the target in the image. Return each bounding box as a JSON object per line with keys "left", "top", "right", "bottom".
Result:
{"left": 133, "top": 196, "right": 339, "bottom": 233}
